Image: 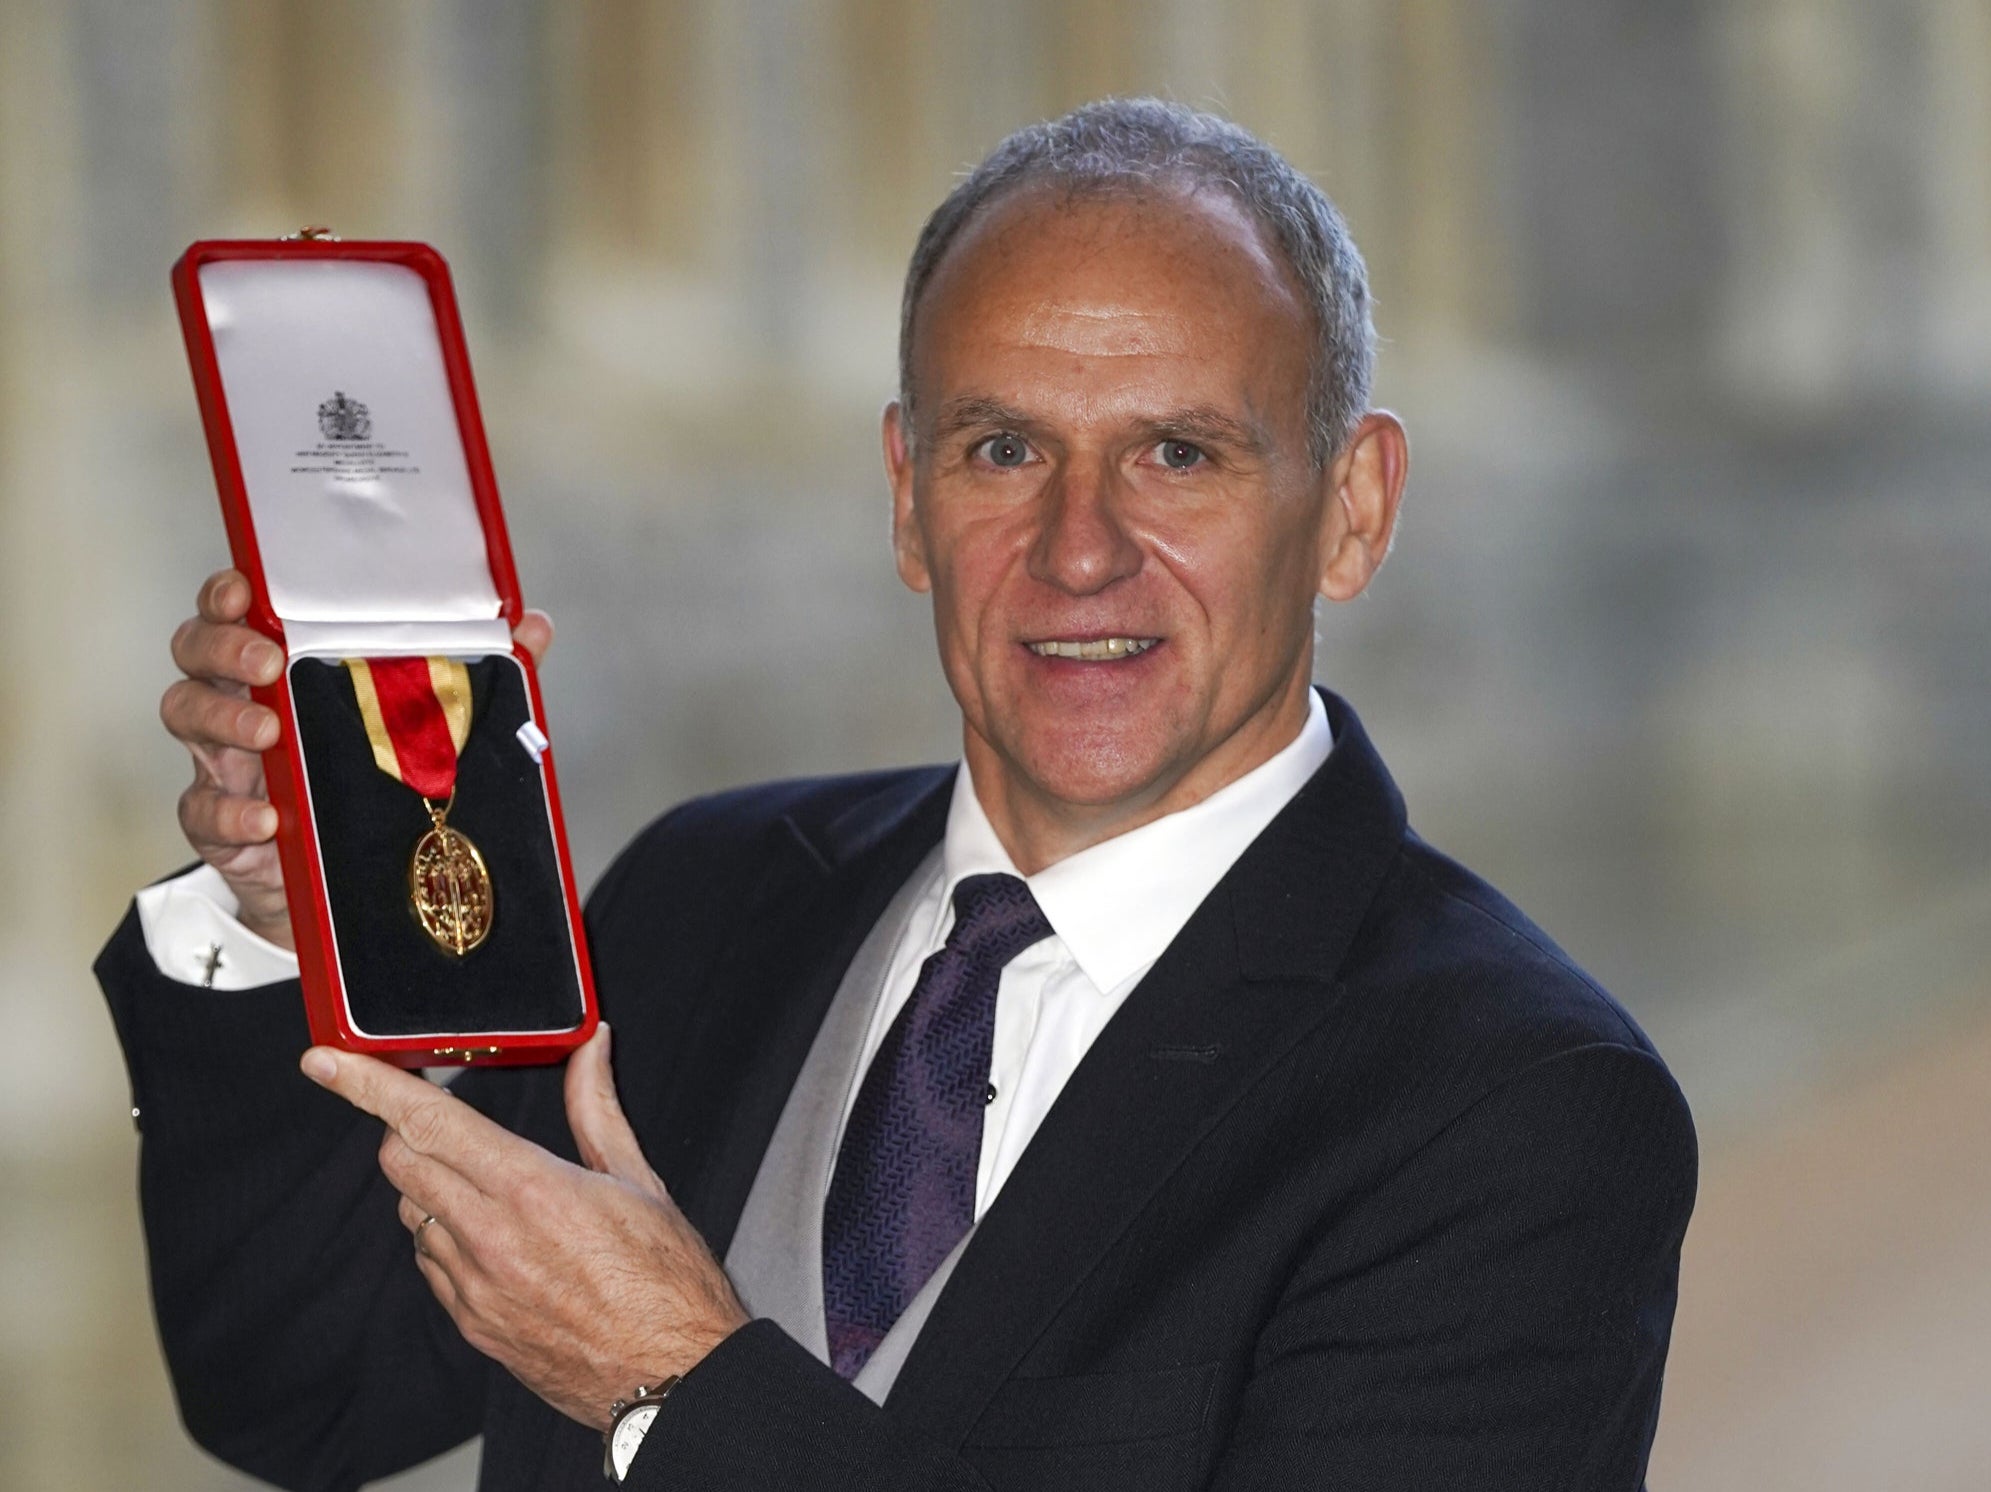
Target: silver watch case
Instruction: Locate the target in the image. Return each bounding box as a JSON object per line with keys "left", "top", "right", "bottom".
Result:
{"left": 603, "top": 1376, "right": 680, "bottom": 1484}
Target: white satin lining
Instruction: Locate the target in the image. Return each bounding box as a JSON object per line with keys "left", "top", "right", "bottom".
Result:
{"left": 199, "top": 258, "right": 503, "bottom": 645}
{"left": 280, "top": 618, "right": 514, "bottom": 659}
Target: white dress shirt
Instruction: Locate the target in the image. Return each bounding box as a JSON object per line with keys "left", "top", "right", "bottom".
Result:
{"left": 136, "top": 862, "right": 310, "bottom": 990}
{"left": 138, "top": 693, "right": 1333, "bottom": 1221}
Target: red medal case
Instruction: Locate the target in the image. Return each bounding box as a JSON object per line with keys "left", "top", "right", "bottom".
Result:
{"left": 172, "top": 238, "right": 597, "bottom": 1067}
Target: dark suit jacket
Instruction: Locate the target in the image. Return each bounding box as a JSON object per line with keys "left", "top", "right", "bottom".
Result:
{"left": 97, "top": 692, "right": 1695, "bottom": 1491}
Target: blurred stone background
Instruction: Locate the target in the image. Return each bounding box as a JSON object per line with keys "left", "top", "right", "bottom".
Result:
{"left": 1, "top": 1, "right": 1987, "bottom": 1487}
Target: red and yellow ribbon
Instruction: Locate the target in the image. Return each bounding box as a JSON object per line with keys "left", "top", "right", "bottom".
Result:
{"left": 344, "top": 657, "right": 472, "bottom": 801}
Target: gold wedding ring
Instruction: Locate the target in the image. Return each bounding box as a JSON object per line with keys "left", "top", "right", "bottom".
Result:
{"left": 414, "top": 1213, "right": 439, "bottom": 1257}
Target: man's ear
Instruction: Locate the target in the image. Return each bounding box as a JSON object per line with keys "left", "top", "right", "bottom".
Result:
{"left": 1318, "top": 411, "right": 1409, "bottom": 603}
{"left": 884, "top": 401, "right": 932, "bottom": 594}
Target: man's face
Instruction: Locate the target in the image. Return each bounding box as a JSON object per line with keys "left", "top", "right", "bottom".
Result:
{"left": 889, "top": 185, "right": 1348, "bottom": 860}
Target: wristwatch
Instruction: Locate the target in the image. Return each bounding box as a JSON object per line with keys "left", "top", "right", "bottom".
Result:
{"left": 602, "top": 1375, "right": 680, "bottom": 1484}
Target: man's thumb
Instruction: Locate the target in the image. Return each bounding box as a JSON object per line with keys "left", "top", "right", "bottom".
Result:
{"left": 565, "top": 1024, "right": 666, "bottom": 1197}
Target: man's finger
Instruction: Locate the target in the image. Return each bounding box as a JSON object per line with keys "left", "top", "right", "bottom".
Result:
{"left": 171, "top": 616, "right": 284, "bottom": 689}
{"left": 379, "top": 1129, "right": 487, "bottom": 1235}
{"left": 301, "top": 1048, "right": 513, "bottom": 1185}
{"left": 197, "top": 568, "right": 254, "bottom": 623}
{"left": 413, "top": 1247, "right": 464, "bottom": 1323}
{"left": 397, "top": 1193, "right": 429, "bottom": 1236}
{"left": 563, "top": 1024, "right": 667, "bottom": 1197}
{"left": 397, "top": 1193, "right": 465, "bottom": 1269}
{"left": 162, "top": 677, "right": 281, "bottom": 753}
{"left": 513, "top": 609, "right": 554, "bottom": 668}
{"left": 178, "top": 783, "right": 279, "bottom": 851}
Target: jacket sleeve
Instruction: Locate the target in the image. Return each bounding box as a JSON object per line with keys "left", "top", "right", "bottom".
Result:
{"left": 1209, "top": 1040, "right": 1696, "bottom": 1491}
{"left": 95, "top": 901, "right": 496, "bottom": 1492}
{"left": 622, "top": 1319, "right": 994, "bottom": 1492}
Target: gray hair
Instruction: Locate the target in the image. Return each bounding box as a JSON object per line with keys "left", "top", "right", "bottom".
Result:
{"left": 898, "top": 97, "right": 1375, "bottom": 467}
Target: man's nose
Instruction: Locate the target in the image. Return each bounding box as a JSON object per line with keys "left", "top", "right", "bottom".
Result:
{"left": 1026, "top": 460, "right": 1143, "bottom": 595}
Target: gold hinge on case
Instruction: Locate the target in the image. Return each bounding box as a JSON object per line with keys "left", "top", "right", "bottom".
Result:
{"left": 282, "top": 225, "right": 341, "bottom": 241}
{"left": 431, "top": 1046, "right": 503, "bottom": 1063}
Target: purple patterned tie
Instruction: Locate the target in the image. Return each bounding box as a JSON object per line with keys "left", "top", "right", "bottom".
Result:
{"left": 823, "top": 872, "right": 1052, "bottom": 1379}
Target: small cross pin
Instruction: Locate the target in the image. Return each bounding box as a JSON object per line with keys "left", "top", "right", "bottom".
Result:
{"left": 199, "top": 943, "right": 225, "bottom": 988}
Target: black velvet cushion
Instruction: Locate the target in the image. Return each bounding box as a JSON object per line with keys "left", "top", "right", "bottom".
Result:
{"left": 288, "top": 654, "right": 585, "bottom": 1038}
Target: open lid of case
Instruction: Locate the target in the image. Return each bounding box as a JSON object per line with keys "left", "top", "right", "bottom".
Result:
{"left": 173, "top": 239, "right": 523, "bottom": 659}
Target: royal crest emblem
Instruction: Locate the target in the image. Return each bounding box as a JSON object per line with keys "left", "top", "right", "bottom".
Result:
{"left": 317, "top": 390, "right": 372, "bottom": 442}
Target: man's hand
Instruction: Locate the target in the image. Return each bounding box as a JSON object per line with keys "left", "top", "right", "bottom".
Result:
{"left": 300, "top": 1024, "right": 749, "bottom": 1429}
{"left": 163, "top": 570, "right": 290, "bottom": 944}
{"left": 161, "top": 567, "right": 554, "bottom": 952}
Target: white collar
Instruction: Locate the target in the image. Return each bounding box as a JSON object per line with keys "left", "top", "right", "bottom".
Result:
{"left": 940, "top": 690, "right": 1334, "bottom": 993}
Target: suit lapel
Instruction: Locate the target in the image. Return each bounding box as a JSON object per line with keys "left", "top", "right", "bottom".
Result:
{"left": 884, "top": 692, "right": 1408, "bottom": 1442}
{"left": 658, "top": 769, "right": 952, "bottom": 1257}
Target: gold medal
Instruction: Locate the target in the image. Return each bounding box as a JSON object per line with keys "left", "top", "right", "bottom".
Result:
{"left": 410, "top": 789, "right": 495, "bottom": 955}
{"left": 347, "top": 656, "right": 496, "bottom": 957}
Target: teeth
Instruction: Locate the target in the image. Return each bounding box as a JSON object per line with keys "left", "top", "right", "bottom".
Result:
{"left": 1028, "top": 637, "right": 1157, "bottom": 660}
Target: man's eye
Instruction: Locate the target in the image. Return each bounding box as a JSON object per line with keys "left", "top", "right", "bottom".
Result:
{"left": 975, "top": 433, "right": 1032, "bottom": 469}
{"left": 1155, "top": 439, "right": 1206, "bottom": 471}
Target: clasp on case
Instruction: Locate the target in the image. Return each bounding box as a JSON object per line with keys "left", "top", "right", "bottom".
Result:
{"left": 282, "top": 225, "right": 341, "bottom": 241}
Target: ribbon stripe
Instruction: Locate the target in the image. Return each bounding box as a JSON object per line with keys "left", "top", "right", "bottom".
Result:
{"left": 345, "top": 657, "right": 473, "bottom": 801}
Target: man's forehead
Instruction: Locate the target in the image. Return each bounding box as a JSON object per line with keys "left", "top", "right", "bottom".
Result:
{"left": 934, "top": 182, "right": 1294, "bottom": 308}
{"left": 910, "top": 185, "right": 1310, "bottom": 399}
{"left": 998, "top": 293, "right": 1206, "bottom": 362}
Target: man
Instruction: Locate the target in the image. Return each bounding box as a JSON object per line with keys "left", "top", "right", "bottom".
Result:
{"left": 100, "top": 100, "right": 1694, "bottom": 1490}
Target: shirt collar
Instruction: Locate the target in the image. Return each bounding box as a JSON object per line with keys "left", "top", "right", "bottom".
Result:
{"left": 940, "top": 690, "right": 1334, "bottom": 993}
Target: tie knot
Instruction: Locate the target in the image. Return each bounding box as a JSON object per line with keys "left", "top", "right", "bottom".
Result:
{"left": 945, "top": 873, "right": 1052, "bottom": 968}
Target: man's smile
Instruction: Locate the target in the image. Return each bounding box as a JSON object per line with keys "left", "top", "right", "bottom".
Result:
{"left": 1024, "top": 636, "right": 1160, "bottom": 660}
